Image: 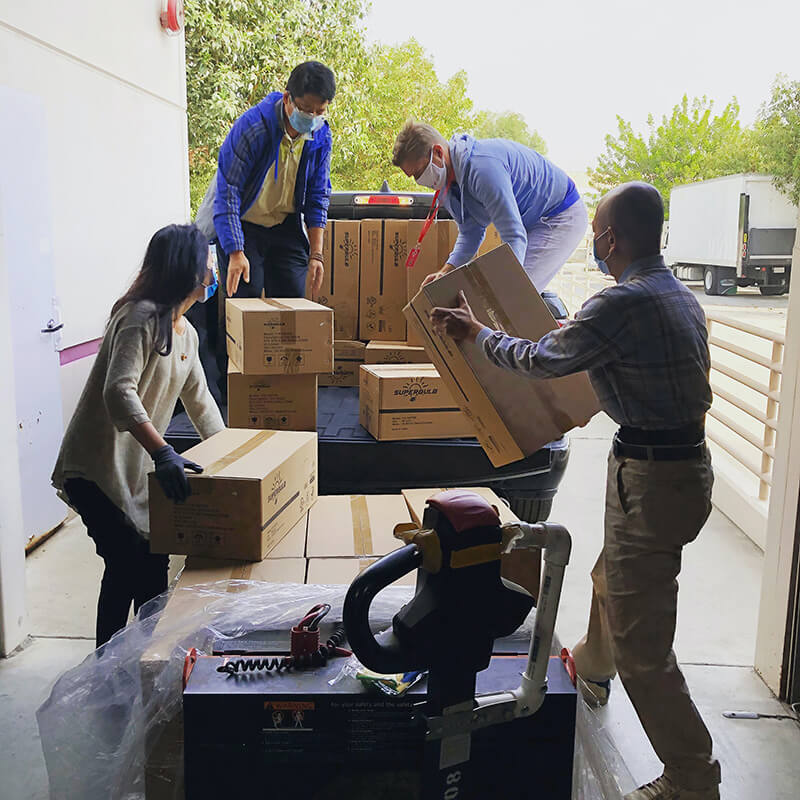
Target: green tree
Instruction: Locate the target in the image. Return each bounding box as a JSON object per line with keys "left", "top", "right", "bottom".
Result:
{"left": 336, "top": 38, "right": 475, "bottom": 192}
{"left": 589, "top": 95, "right": 763, "bottom": 214}
{"left": 757, "top": 75, "right": 800, "bottom": 204}
{"left": 470, "top": 110, "right": 547, "bottom": 154}
{"left": 185, "top": 0, "right": 372, "bottom": 213}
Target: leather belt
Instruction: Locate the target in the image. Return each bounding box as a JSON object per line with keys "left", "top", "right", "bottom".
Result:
{"left": 613, "top": 435, "right": 706, "bottom": 462}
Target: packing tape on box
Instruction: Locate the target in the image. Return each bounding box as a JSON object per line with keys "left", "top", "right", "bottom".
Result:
{"left": 227, "top": 563, "right": 254, "bottom": 587}
{"left": 260, "top": 299, "right": 301, "bottom": 373}
{"left": 205, "top": 430, "right": 276, "bottom": 476}
{"left": 464, "top": 267, "right": 517, "bottom": 337}
{"left": 350, "top": 495, "right": 373, "bottom": 556}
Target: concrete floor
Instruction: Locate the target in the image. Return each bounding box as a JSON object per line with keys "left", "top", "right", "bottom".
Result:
{"left": 1, "top": 417, "right": 799, "bottom": 798}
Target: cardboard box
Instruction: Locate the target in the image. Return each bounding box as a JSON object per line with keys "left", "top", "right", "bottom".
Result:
{"left": 310, "top": 220, "right": 361, "bottom": 340}
{"left": 437, "top": 219, "right": 459, "bottom": 267}
{"left": 307, "top": 557, "right": 416, "bottom": 587}
{"left": 319, "top": 340, "right": 366, "bottom": 387}
{"left": 364, "top": 340, "right": 429, "bottom": 365}
{"left": 406, "top": 219, "right": 443, "bottom": 345}
{"left": 404, "top": 245, "right": 600, "bottom": 467}
{"left": 149, "top": 429, "right": 318, "bottom": 561}
{"left": 227, "top": 366, "right": 317, "bottom": 431}
{"left": 477, "top": 222, "right": 504, "bottom": 256}
{"left": 306, "top": 494, "right": 411, "bottom": 557}
{"left": 401, "top": 486, "right": 540, "bottom": 597}
{"left": 226, "top": 297, "right": 333, "bottom": 375}
{"left": 401, "top": 486, "right": 520, "bottom": 527}
{"left": 359, "top": 219, "right": 408, "bottom": 341}
{"left": 141, "top": 554, "right": 307, "bottom": 800}
{"left": 269, "top": 512, "right": 308, "bottom": 558}
{"left": 359, "top": 364, "right": 475, "bottom": 441}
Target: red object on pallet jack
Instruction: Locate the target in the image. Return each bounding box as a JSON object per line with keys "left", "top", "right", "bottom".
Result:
{"left": 560, "top": 647, "right": 577, "bottom": 687}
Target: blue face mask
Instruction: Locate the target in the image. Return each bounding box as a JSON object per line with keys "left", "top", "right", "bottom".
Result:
{"left": 289, "top": 106, "right": 325, "bottom": 135}
{"left": 198, "top": 259, "right": 218, "bottom": 303}
{"left": 593, "top": 227, "right": 613, "bottom": 275}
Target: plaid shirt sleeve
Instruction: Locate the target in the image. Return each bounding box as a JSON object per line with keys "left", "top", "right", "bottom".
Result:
{"left": 476, "top": 290, "right": 627, "bottom": 379}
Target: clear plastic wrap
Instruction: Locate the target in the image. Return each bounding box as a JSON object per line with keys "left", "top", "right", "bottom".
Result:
{"left": 573, "top": 691, "right": 634, "bottom": 799}
{"left": 37, "top": 580, "right": 414, "bottom": 800}
{"left": 37, "top": 579, "right": 632, "bottom": 799}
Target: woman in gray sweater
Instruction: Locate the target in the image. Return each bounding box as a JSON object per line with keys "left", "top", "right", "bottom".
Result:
{"left": 52, "top": 224, "right": 224, "bottom": 647}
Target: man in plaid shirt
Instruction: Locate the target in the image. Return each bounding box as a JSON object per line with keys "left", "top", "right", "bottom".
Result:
{"left": 431, "top": 182, "right": 720, "bottom": 800}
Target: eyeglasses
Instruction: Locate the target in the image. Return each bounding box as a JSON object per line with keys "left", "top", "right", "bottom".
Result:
{"left": 291, "top": 96, "right": 327, "bottom": 118}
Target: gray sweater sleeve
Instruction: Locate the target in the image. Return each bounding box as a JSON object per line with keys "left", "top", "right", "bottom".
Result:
{"left": 181, "top": 354, "right": 225, "bottom": 439}
{"left": 102, "top": 315, "right": 154, "bottom": 431}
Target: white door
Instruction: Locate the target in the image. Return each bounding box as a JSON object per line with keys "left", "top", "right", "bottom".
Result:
{"left": 0, "top": 88, "right": 66, "bottom": 544}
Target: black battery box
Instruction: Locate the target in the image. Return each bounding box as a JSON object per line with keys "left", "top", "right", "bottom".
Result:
{"left": 183, "top": 654, "right": 576, "bottom": 799}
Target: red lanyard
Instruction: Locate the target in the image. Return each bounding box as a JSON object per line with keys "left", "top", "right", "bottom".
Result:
{"left": 405, "top": 180, "right": 452, "bottom": 269}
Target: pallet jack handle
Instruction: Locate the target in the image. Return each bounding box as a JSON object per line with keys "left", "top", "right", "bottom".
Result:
{"left": 343, "top": 543, "right": 424, "bottom": 675}
{"left": 425, "top": 522, "right": 572, "bottom": 741}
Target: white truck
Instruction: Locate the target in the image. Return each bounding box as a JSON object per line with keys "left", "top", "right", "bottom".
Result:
{"left": 665, "top": 174, "right": 796, "bottom": 296}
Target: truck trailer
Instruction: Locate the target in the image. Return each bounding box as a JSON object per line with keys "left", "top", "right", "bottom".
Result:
{"left": 665, "top": 174, "right": 796, "bottom": 296}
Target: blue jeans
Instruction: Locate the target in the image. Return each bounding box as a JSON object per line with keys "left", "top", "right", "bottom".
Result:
{"left": 523, "top": 199, "right": 589, "bottom": 291}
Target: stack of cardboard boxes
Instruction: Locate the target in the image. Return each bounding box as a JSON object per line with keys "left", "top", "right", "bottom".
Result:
{"left": 225, "top": 296, "right": 333, "bottom": 431}
{"left": 312, "top": 217, "right": 490, "bottom": 442}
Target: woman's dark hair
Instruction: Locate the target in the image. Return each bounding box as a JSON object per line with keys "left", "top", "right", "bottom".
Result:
{"left": 287, "top": 61, "right": 336, "bottom": 102}
{"left": 110, "top": 224, "right": 208, "bottom": 356}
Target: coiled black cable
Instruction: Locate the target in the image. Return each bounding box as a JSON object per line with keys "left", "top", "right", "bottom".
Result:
{"left": 217, "top": 624, "right": 349, "bottom": 675}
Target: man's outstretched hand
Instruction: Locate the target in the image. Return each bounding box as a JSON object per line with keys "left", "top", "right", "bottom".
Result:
{"left": 430, "top": 290, "right": 484, "bottom": 343}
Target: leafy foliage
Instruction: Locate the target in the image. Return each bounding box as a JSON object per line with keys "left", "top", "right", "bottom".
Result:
{"left": 185, "top": 0, "right": 373, "bottom": 212}
{"left": 470, "top": 110, "right": 547, "bottom": 155}
{"left": 757, "top": 75, "right": 800, "bottom": 204}
{"left": 184, "top": 3, "right": 549, "bottom": 211}
{"left": 589, "top": 95, "right": 764, "bottom": 215}
{"left": 335, "top": 38, "right": 476, "bottom": 192}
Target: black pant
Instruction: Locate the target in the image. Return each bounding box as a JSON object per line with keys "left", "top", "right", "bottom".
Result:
{"left": 216, "top": 215, "right": 310, "bottom": 396}
{"left": 64, "top": 478, "right": 169, "bottom": 648}
{"left": 218, "top": 215, "right": 310, "bottom": 298}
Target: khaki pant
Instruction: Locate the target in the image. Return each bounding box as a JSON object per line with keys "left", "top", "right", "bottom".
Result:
{"left": 572, "top": 450, "right": 721, "bottom": 791}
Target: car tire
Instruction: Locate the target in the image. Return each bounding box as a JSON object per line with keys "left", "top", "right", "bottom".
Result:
{"left": 508, "top": 497, "right": 553, "bottom": 523}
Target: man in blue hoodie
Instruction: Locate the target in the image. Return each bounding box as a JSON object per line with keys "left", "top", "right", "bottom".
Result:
{"left": 392, "top": 121, "right": 587, "bottom": 290}
{"left": 212, "top": 61, "right": 335, "bottom": 301}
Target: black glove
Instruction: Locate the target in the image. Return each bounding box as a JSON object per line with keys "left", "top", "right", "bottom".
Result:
{"left": 151, "top": 444, "right": 203, "bottom": 503}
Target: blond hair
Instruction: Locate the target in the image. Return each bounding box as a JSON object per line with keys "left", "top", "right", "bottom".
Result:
{"left": 392, "top": 120, "right": 447, "bottom": 167}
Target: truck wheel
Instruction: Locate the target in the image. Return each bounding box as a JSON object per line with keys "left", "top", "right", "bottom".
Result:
{"left": 508, "top": 497, "right": 553, "bottom": 523}
{"left": 704, "top": 267, "right": 722, "bottom": 295}
{"left": 759, "top": 285, "right": 786, "bottom": 296}
{"left": 704, "top": 266, "right": 736, "bottom": 296}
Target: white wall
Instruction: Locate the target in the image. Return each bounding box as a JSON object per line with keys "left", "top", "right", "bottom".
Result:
{"left": 0, "top": 191, "right": 28, "bottom": 655}
{"left": 0, "top": 0, "right": 190, "bottom": 648}
{"left": 0, "top": 0, "right": 190, "bottom": 361}
{"left": 756, "top": 203, "right": 800, "bottom": 697}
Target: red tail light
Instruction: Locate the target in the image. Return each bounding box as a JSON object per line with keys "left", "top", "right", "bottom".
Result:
{"left": 353, "top": 195, "right": 414, "bottom": 206}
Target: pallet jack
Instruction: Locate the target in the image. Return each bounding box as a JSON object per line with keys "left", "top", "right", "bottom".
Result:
{"left": 182, "top": 490, "right": 573, "bottom": 799}
{"left": 344, "top": 489, "right": 572, "bottom": 799}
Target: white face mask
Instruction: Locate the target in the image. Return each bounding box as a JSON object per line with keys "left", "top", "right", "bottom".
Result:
{"left": 416, "top": 148, "right": 447, "bottom": 191}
